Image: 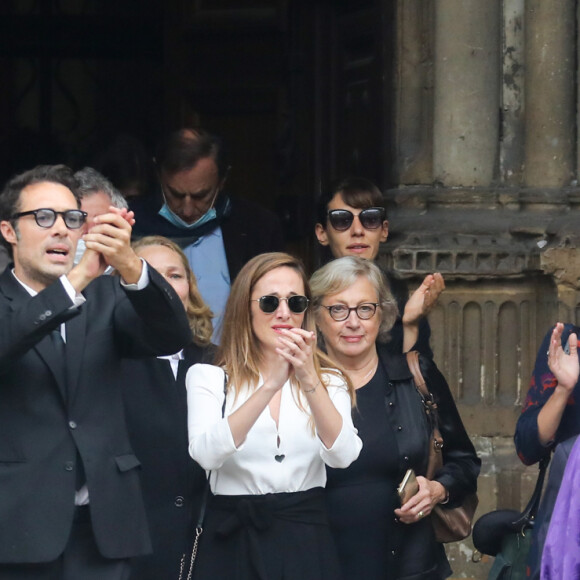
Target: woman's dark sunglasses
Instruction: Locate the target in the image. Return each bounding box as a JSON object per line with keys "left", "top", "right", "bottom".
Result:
{"left": 12, "top": 208, "right": 87, "bottom": 230}
{"left": 327, "top": 207, "right": 386, "bottom": 231}
{"left": 252, "top": 295, "right": 310, "bottom": 314}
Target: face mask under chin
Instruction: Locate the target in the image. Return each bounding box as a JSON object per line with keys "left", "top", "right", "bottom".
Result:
{"left": 158, "top": 203, "right": 217, "bottom": 231}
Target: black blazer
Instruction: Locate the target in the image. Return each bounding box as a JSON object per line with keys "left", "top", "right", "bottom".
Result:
{"left": 122, "top": 343, "right": 215, "bottom": 580}
{"left": 377, "top": 344, "right": 480, "bottom": 578}
{"left": 0, "top": 266, "right": 192, "bottom": 563}
{"left": 376, "top": 345, "right": 480, "bottom": 503}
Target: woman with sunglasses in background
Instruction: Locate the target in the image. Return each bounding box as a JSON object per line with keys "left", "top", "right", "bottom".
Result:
{"left": 186, "top": 252, "right": 362, "bottom": 579}
{"left": 314, "top": 176, "right": 444, "bottom": 357}
{"left": 310, "top": 256, "right": 480, "bottom": 580}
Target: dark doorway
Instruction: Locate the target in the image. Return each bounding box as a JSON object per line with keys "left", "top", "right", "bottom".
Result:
{"left": 0, "top": 0, "right": 394, "bottom": 262}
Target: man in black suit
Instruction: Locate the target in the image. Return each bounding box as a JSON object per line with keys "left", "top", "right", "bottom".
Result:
{"left": 129, "top": 128, "right": 284, "bottom": 340}
{"left": 0, "top": 165, "right": 192, "bottom": 579}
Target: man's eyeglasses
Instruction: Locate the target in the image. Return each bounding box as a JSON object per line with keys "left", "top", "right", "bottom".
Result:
{"left": 252, "top": 295, "right": 310, "bottom": 314}
{"left": 327, "top": 207, "right": 386, "bottom": 231}
{"left": 322, "top": 302, "right": 380, "bottom": 321}
{"left": 12, "top": 208, "right": 87, "bottom": 230}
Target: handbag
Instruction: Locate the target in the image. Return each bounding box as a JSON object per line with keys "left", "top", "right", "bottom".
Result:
{"left": 406, "top": 350, "right": 479, "bottom": 543}
{"left": 178, "top": 372, "right": 228, "bottom": 580}
{"left": 472, "top": 456, "right": 549, "bottom": 580}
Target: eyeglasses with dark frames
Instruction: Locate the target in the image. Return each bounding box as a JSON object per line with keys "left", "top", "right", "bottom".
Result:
{"left": 251, "top": 295, "right": 310, "bottom": 314}
{"left": 322, "top": 302, "right": 380, "bottom": 321}
{"left": 12, "top": 208, "right": 87, "bottom": 230}
{"left": 327, "top": 207, "right": 386, "bottom": 231}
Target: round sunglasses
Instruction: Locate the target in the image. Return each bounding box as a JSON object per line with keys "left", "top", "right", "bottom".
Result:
{"left": 327, "top": 207, "right": 386, "bottom": 231}
{"left": 252, "top": 295, "right": 310, "bottom": 314}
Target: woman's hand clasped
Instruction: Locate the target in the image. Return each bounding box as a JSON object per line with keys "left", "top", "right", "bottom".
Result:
{"left": 394, "top": 476, "right": 447, "bottom": 524}
{"left": 275, "top": 328, "right": 319, "bottom": 390}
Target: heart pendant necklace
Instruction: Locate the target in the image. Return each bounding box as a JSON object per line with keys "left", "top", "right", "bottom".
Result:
{"left": 275, "top": 433, "right": 285, "bottom": 463}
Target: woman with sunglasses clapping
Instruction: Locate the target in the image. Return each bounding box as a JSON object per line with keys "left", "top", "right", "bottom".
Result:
{"left": 186, "top": 252, "right": 362, "bottom": 580}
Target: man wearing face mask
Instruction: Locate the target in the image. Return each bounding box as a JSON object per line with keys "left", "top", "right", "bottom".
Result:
{"left": 129, "top": 128, "right": 284, "bottom": 341}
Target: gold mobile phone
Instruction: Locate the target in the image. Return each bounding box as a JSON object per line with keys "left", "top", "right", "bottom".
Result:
{"left": 397, "top": 468, "right": 419, "bottom": 505}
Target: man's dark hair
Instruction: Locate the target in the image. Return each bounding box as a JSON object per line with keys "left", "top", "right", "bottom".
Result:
{"left": 315, "top": 176, "right": 385, "bottom": 226}
{"left": 154, "top": 128, "right": 230, "bottom": 179}
{"left": 0, "top": 164, "right": 80, "bottom": 255}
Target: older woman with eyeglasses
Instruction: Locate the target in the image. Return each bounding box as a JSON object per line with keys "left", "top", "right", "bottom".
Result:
{"left": 310, "top": 256, "right": 480, "bottom": 580}
{"left": 186, "top": 252, "right": 362, "bottom": 579}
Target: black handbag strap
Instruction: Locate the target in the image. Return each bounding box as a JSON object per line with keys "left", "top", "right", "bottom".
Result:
{"left": 180, "top": 370, "right": 228, "bottom": 580}
{"left": 513, "top": 455, "right": 550, "bottom": 529}
{"left": 406, "top": 351, "right": 444, "bottom": 478}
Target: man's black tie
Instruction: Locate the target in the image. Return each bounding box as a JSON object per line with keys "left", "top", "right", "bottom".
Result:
{"left": 51, "top": 327, "right": 85, "bottom": 490}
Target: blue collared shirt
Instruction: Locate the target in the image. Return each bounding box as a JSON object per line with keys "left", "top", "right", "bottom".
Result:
{"left": 184, "top": 227, "right": 230, "bottom": 343}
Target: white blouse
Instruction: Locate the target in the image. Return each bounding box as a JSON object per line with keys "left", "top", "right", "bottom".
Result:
{"left": 186, "top": 363, "right": 362, "bottom": 495}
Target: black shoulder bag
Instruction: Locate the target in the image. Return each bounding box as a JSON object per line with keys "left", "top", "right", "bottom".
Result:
{"left": 472, "top": 456, "right": 549, "bottom": 580}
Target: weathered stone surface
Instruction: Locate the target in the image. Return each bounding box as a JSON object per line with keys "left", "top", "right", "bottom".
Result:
{"left": 387, "top": 1, "right": 579, "bottom": 576}
{"left": 433, "top": 1, "right": 500, "bottom": 186}
{"left": 525, "top": 0, "right": 576, "bottom": 188}
{"left": 541, "top": 247, "right": 580, "bottom": 289}
{"left": 395, "top": 0, "right": 434, "bottom": 184}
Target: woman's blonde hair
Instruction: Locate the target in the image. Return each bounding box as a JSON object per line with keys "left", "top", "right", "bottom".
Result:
{"left": 310, "top": 256, "right": 398, "bottom": 344}
{"left": 132, "top": 236, "right": 213, "bottom": 346}
{"left": 216, "top": 252, "right": 354, "bottom": 403}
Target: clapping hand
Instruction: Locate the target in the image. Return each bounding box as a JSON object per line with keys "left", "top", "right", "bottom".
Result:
{"left": 402, "top": 273, "right": 445, "bottom": 325}
{"left": 83, "top": 207, "right": 142, "bottom": 284}
{"left": 276, "top": 328, "right": 318, "bottom": 390}
{"left": 548, "top": 322, "right": 579, "bottom": 394}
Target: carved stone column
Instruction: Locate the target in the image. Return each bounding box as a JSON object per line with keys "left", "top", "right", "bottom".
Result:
{"left": 500, "top": 0, "right": 525, "bottom": 184}
{"left": 524, "top": 0, "right": 575, "bottom": 187}
{"left": 394, "top": 0, "right": 434, "bottom": 184}
{"left": 432, "top": 0, "right": 500, "bottom": 186}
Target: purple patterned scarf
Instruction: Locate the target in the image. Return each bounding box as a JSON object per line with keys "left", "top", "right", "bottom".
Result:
{"left": 541, "top": 436, "right": 580, "bottom": 579}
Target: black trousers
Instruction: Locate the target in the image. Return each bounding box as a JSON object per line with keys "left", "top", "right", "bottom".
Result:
{"left": 0, "top": 507, "right": 131, "bottom": 580}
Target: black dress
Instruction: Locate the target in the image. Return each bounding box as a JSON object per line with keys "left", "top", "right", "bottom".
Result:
{"left": 325, "top": 348, "right": 474, "bottom": 580}
{"left": 122, "top": 342, "right": 215, "bottom": 580}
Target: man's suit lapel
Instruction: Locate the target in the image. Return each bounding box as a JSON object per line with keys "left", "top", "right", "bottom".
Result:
{"left": 0, "top": 269, "right": 87, "bottom": 404}
{"left": 0, "top": 270, "right": 70, "bottom": 401}
{"left": 36, "top": 333, "right": 68, "bottom": 401}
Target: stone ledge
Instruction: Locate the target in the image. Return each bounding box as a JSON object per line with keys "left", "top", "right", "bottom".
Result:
{"left": 380, "top": 186, "right": 580, "bottom": 278}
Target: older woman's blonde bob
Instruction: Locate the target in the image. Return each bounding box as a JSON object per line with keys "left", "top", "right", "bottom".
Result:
{"left": 310, "top": 256, "right": 398, "bottom": 343}
{"left": 216, "top": 252, "right": 354, "bottom": 402}
{"left": 132, "top": 236, "right": 214, "bottom": 346}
